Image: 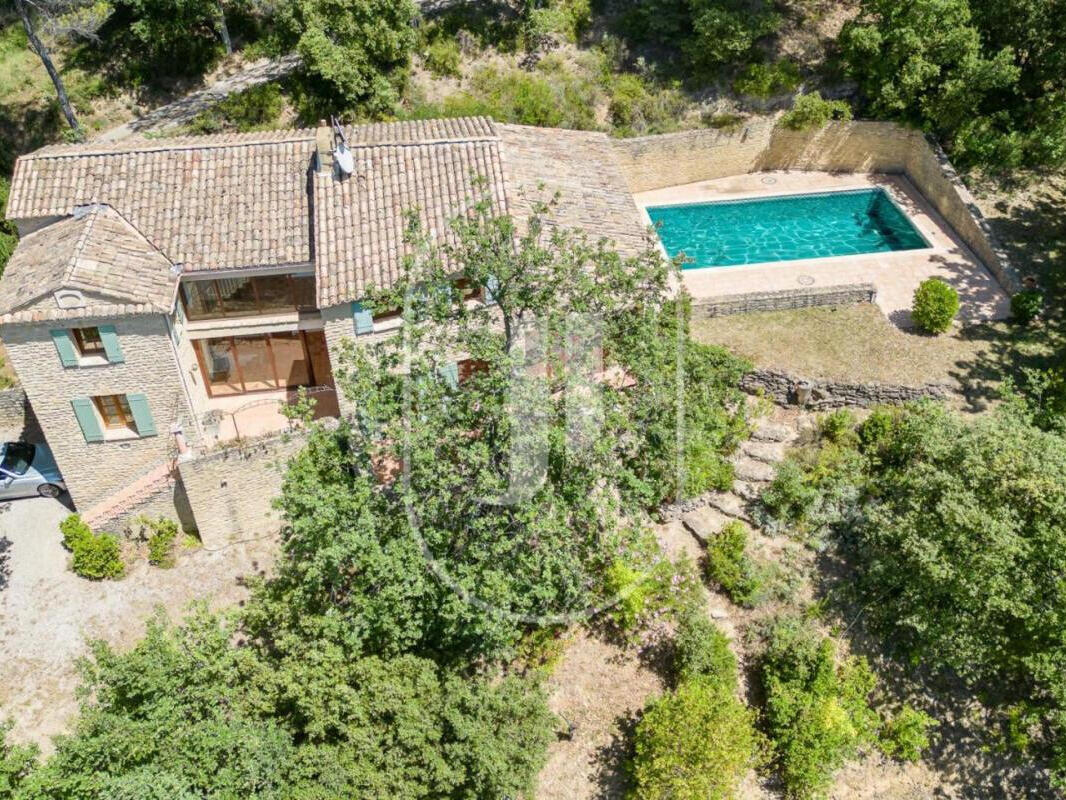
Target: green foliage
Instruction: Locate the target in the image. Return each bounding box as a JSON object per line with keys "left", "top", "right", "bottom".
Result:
{"left": 705, "top": 112, "right": 746, "bottom": 131}
{"left": 524, "top": 0, "right": 592, "bottom": 46}
{"left": 16, "top": 611, "right": 553, "bottom": 798}
{"left": 605, "top": 556, "right": 701, "bottom": 637}
{"left": 760, "top": 460, "right": 820, "bottom": 524}
{"left": 0, "top": 721, "right": 37, "bottom": 798}
{"left": 186, "top": 84, "right": 285, "bottom": 134}
{"left": 673, "top": 611, "right": 737, "bottom": 691}
{"left": 0, "top": 176, "right": 17, "bottom": 278}
{"left": 1011, "top": 288, "right": 1044, "bottom": 323}
{"left": 761, "top": 618, "right": 880, "bottom": 799}
{"left": 95, "top": 0, "right": 227, "bottom": 83}
{"left": 858, "top": 406, "right": 900, "bottom": 453}
{"left": 278, "top": 0, "right": 418, "bottom": 118}
{"left": 608, "top": 74, "right": 689, "bottom": 137}
{"left": 780, "top": 92, "right": 853, "bottom": 131}
{"left": 59, "top": 513, "right": 92, "bottom": 552}
{"left": 911, "top": 278, "right": 959, "bottom": 333}
{"left": 145, "top": 517, "right": 178, "bottom": 568}
{"left": 704, "top": 520, "right": 762, "bottom": 608}
{"left": 71, "top": 530, "right": 125, "bottom": 581}
{"left": 422, "top": 37, "right": 462, "bottom": 78}
{"left": 880, "top": 706, "right": 936, "bottom": 762}
{"left": 818, "top": 409, "right": 859, "bottom": 447}
{"left": 629, "top": 678, "right": 763, "bottom": 800}
{"left": 733, "top": 60, "right": 801, "bottom": 99}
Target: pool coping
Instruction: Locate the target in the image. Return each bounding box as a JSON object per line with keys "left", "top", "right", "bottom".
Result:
{"left": 637, "top": 182, "right": 937, "bottom": 274}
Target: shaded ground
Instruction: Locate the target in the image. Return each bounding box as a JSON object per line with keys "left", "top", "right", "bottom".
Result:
{"left": 0, "top": 496, "right": 276, "bottom": 752}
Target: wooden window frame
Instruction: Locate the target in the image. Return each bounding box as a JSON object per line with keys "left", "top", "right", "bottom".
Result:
{"left": 92, "top": 394, "right": 134, "bottom": 430}
{"left": 193, "top": 331, "right": 320, "bottom": 398}
{"left": 181, "top": 274, "right": 318, "bottom": 322}
{"left": 72, "top": 327, "right": 106, "bottom": 357}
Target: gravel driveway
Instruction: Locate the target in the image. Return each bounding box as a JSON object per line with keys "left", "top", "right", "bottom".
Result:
{"left": 0, "top": 497, "right": 275, "bottom": 752}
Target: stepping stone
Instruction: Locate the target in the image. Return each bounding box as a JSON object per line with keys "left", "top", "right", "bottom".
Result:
{"left": 732, "top": 458, "right": 776, "bottom": 483}
{"left": 681, "top": 506, "right": 734, "bottom": 543}
{"left": 740, "top": 439, "right": 787, "bottom": 463}
{"left": 707, "top": 491, "right": 749, "bottom": 520}
{"left": 733, "top": 481, "right": 762, "bottom": 502}
{"left": 751, "top": 421, "right": 793, "bottom": 443}
{"left": 655, "top": 520, "right": 703, "bottom": 561}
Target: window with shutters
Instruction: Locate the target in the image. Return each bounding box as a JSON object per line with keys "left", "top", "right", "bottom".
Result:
{"left": 72, "top": 327, "right": 106, "bottom": 357}
{"left": 93, "top": 394, "right": 135, "bottom": 431}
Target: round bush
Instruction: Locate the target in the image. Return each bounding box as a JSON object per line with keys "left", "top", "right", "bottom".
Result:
{"left": 72, "top": 532, "right": 125, "bottom": 580}
{"left": 911, "top": 278, "right": 959, "bottom": 333}
{"left": 674, "top": 611, "right": 737, "bottom": 690}
{"left": 1011, "top": 289, "right": 1044, "bottom": 323}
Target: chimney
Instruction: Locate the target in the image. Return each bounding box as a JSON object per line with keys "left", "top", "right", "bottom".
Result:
{"left": 315, "top": 120, "right": 331, "bottom": 173}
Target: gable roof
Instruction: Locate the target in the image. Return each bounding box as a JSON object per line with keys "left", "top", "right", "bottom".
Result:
{"left": 6, "top": 129, "right": 316, "bottom": 272}
{"left": 4, "top": 117, "right": 651, "bottom": 315}
{"left": 0, "top": 204, "right": 177, "bottom": 323}
{"left": 312, "top": 118, "right": 650, "bottom": 306}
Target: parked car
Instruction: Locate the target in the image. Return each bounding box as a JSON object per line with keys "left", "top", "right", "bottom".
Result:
{"left": 0, "top": 442, "right": 66, "bottom": 499}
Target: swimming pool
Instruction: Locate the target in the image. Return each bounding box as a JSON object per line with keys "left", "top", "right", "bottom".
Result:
{"left": 646, "top": 188, "right": 928, "bottom": 269}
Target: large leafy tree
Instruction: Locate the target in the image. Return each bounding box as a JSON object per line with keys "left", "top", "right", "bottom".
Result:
{"left": 277, "top": 0, "right": 418, "bottom": 116}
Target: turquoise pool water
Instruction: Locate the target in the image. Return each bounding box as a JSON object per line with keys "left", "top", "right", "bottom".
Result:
{"left": 646, "top": 188, "right": 927, "bottom": 269}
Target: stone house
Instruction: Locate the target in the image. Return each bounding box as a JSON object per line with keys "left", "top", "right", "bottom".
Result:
{"left": 0, "top": 117, "right": 648, "bottom": 544}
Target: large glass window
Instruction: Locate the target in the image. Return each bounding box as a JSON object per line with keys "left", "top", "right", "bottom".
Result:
{"left": 180, "top": 274, "right": 318, "bottom": 321}
{"left": 193, "top": 331, "right": 323, "bottom": 396}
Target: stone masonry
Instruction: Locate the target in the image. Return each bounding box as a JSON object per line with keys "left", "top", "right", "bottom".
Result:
{"left": 692, "top": 284, "right": 877, "bottom": 318}
{"left": 741, "top": 368, "right": 950, "bottom": 409}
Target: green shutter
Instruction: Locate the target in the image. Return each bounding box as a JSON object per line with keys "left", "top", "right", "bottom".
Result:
{"left": 50, "top": 329, "right": 78, "bottom": 367}
{"left": 438, "top": 361, "right": 459, "bottom": 389}
{"left": 352, "top": 302, "right": 374, "bottom": 335}
{"left": 71, "top": 397, "right": 103, "bottom": 442}
{"left": 126, "top": 393, "right": 157, "bottom": 437}
{"left": 98, "top": 325, "right": 124, "bottom": 363}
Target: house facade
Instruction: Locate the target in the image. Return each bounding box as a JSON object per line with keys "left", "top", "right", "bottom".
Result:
{"left": 0, "top": 117, "right": 648, "bottom": 539}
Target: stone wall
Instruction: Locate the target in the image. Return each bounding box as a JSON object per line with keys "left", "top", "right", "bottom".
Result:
{"left": 0, "top": 387, "right": 43, "bottom": 443}
{"left": 178, "top": 431, "right": 307, "bottom": 550}
{"left": 692, "top": 283, "right": 876, "bottom": 318}
{"left": 99, "top": 469, "right": 197, "bottom": 536}
{"left": 612, "top": 118, "right": 1019, "bottom": 293}
{"left": 0, "top": 314, "right": 201, "bottom": 509}
{"left": 742, "top": 368, "right": 950, "bottom": 410}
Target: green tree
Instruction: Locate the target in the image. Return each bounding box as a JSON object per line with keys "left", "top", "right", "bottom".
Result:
{"left": 840, "top": 0, "right": 1020, "bottom": 166}
{"left": 277, "top": 0, "right": 418, "bottom": 117}
{"left": 0, "top": 177, "right": 18, "bottom": 278}
{"left": 100, "top": 0, "right": 229, "bottom": 80}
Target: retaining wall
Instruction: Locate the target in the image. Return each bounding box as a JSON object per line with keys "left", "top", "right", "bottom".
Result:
{"left": 692, "top": 284, "right": 876, "bottom": 318}
{"left": 742, "top": 368, "right": 950, "bottom": 410}
{"left": 613, "top": 118, "right": 1019, "bottom": 294}
{"left": 177, "top": 431, "right": 308, "bottom": 550}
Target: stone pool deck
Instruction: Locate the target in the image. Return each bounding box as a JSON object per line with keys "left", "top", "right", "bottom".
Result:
{"left": 634, "top": 171, "right": 1010, "bottom": 328}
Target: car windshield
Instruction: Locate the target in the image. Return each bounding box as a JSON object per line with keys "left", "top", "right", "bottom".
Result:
{"left": 0, "top": 443, "right": 35, "bottom": 476}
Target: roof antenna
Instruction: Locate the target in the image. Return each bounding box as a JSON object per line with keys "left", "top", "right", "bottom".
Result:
{"left": 331, "top": 115, "right": 354, "bottom": 176}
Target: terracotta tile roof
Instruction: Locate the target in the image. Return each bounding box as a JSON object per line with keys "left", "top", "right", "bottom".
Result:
{"left": 0, "top": 204, "right": 177, "bottom": 323}
{"left": 312, "top": 117, "right": 649, "bottom": 306}
{"left": 6, "top": 130, "right": 316, "bottom": 271}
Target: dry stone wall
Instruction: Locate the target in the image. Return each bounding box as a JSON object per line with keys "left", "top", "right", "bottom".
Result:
{"left": 692, "top": 284, "right": 876, "bottom": 318}
{"left": 742, "top": 368, "right": 950, "bottom": 409}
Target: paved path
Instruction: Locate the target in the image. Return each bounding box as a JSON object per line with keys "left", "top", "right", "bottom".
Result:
{"left": 95, "top": 53, "right": 302, "bottom": 142}
{"left": 0, "top": 496, "right": 275, "bottom": 751}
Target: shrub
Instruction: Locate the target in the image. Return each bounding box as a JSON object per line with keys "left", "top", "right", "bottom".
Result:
{"left": 60, "top": 513, "right": 92, "bottom": 551}
{"left": 880, "top": 706, "right": 936, "bottom": 762}
{"left": 146, "top": 518, "right": 179, "bottom": 568}
{"left": 780, "top": 92, "right": 852, "bottom": 130}
{"left": 733, "top": 60, "right": 801, "bottom": 99}
{"left": 0, "top": 720, "right": 38, "bottom": 796}
{"left": 704, "top": 521, "right": 762, "bottom": 607}
{"left": 606, "top": 556, "right": 701, "bottom": 635}
{"left": 524, "top": 0, "right": 591, "bottom": 46}
{"left": 704, "top": 112, "right": 746, "bottom": 131}
{"left": 1011, "top": 289, "right": 1044, "bottom": 323}
{"left": 674, "top": 611, "right": 737, "bottom": 691}
{"left": 187, "top": 84, "right": 285, "bottom": 134}
{"left": 858, "top": 406, "right": 899, "bottom": 452}
{"left": 910, "top": 278, "right": 959, "bottom": 333}
{"left": 819, "top": 409, "right": 859, "bottom": 446}
{"left": 760, "top": 460, "right": 819, "bottom": 524}
{"left": 423, "top": 38, "right": 462, "bottom": 78}
{"left": 608, "top": 74, "right": 689, "bottom": 137}
{"left": 761, "top": 618, "right": 880, "bottom": 799}
{"left": 630, "top": 679, "right": 763, "bottom": 800}
{"left": 71, "top": 531, "right": 125, "bottom": 580}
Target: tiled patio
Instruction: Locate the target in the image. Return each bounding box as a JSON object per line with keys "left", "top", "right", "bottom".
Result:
{"left": 634, "top": 171, "right": 1010, "bottom": 327}
{"left": 202, "top": 386, "right": 340, "bottom": 446}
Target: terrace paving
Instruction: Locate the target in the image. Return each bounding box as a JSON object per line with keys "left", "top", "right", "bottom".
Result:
{"left": 634, "top": 171, "right": 1011, "bottom": 328}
